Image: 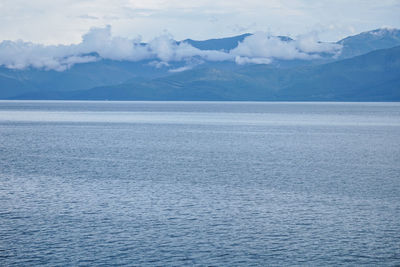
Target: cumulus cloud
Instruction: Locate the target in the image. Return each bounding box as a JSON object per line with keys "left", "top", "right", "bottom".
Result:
{"left": 0, "top": 25, "right": 232, "bottom": 71}
{"left": 231, "top": 32, "right": 311, "bottom": 60}
{"left": 148, "top": 60, "right": 170, "bottom": 68}
{"left": 0, "top": 26, "right": 343, "bottom": 71}
{"left": 295, "top": 32, "right": 342, "bottom": 54}
{"left": 0, "top": 26, "right": 151, "bottom": 71}
{"left": 230, "top": 31, "right": 342, "bottom": 64}
{"left": 148, "top": 34, "right": 232, "bottom": 62}
{"left": 235, "top": 56, "right": 272, "bottom": 65}
{"left": 78, "top": 25, "right": 151, "bottom": 61}
{"left": 0, "top": 40, "right": 98, "bottom": 71}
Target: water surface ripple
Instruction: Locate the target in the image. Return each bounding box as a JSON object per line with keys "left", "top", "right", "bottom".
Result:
{"left": 1, "top": 101, "right": 400, "bottom": 266}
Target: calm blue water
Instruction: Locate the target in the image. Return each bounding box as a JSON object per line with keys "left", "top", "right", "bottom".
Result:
{"left": 1, "top": 101, "right": 400, "bottom": 266}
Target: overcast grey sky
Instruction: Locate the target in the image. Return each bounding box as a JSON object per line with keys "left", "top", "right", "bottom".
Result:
{"left": 1, "top": 0, "right": 400, "bottom": 44}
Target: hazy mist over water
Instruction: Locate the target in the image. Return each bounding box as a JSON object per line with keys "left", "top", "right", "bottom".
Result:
{"left": 1, "top": 101, "right": 400, "bottom": 266}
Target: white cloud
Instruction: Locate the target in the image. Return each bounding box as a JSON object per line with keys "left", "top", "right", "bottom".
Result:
{"left": 235, "top": 56, "right": 272, "bottom": 65}
{"left": 229, "top": 31, "right": 342, "bottom": 64}
{"left": 148, "top": 60, "right": 170, "bottom": 68}
{"left": 0, "top": 26, "right": 232, "bottom": 70}
{"left": 231, "top": 32, "right": 310, "bottom": 61}
{"left": 0, "top": 40, "right": 98, "bottom": 71}
{"left": 0, "top": 26, "right": 151, "bottom": 70}
{"left": 296, "top": 32, "right": 342, "bottom": 54}
{"left": 78, "top": 25, "right": 151, "bottom": 61}
{"left": 0, "top": 26, "right": 346, "bottom": 71}
{"left": 148, "top": 35, "right": 233, "bottom": 62}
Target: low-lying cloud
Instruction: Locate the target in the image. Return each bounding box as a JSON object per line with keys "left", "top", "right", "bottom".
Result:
{"left": 230, "top": 32, "right": 342, "bottom": 64}
{"left": 0, "top": 26, "right": 342, "bottom": 71}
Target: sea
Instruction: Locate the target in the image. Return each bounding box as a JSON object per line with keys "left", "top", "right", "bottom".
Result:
{"left": 0, "top": 101, "right": 399, "bottom": 266}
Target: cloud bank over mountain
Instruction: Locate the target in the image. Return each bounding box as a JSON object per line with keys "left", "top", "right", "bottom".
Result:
{"left": 231, "top": 32, "right": 342, "bottom": 64}
{"left": 0, "top": 26, "right": 342, "bottom": 71}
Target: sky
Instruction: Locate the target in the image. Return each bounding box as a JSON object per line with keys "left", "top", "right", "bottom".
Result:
{"left": 0, "top": 0, "right": 400, "bottom": 44}
{"left": 0, "top": 0, "right": 399, "bottom": 71}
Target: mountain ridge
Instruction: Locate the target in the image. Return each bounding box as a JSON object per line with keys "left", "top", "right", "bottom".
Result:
{"left": 13, "top": 45, "right": 400, "bottom": 101}
{"left": 1, "top": 28, "right": 400, "bottom": 101}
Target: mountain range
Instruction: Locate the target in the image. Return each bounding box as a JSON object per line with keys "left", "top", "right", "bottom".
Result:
{"left": 1, "top": 28, "right": 400, "bottom": 101}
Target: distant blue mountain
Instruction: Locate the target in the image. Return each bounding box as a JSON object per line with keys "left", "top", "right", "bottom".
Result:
{"left": 0, "top": 60, "right": 174, "bottom": 99}
{"left": 338, "top": 28, "right": 400, "bottom": 59}
{"left": 183, "top": 34, "right": 293, "bottom": 51}
{"left": 184, "top": 28, "right": 400, "bottom": 59}
{"left": 182, "top": 34, "right": 252, "bottom": 51}
{"left": 1, "top": 28, "right": 400, "bottom": 101}
{"left": 15, "top": 45, "right": 400, "bottom": 101}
